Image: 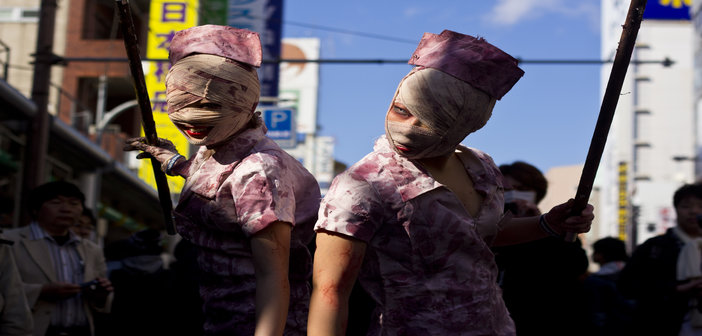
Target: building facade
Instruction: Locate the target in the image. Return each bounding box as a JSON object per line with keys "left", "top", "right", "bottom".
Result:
{"left": 597, "top": 0, "right": 695, "bottom": 246}
{"left": 0, "top": 0, "right": 169, "bottom": 244}
{"left": 0, "top": 0, "right": 336, "bottom": 243}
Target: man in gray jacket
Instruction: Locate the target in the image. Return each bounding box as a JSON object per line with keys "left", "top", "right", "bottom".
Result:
{"left": 5, "top": 181, "right": 113, "bottom": 336}
{"left": 0, "top": 233, "right": 33, "bottom": 336}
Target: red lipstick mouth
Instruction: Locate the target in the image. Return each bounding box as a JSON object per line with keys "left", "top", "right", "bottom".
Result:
{"left": 183, "top": 126, "right": 213, "bottom": 139}
{"left": 395, "top": 144, "right": 410, "bottom": 152}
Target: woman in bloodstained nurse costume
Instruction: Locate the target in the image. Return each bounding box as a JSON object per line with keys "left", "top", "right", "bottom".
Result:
{"left": 124, "top": 25, "right": 320, "bottom": 336}
{"left": 307, "top": 30, "right": 594, "bottom": 336}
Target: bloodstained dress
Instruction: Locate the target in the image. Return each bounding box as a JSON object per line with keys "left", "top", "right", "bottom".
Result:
{"left": 173, "top": 124, "right": 320, "bottom": 335}
{"left": 315, "top": 135, "right": 515, "bottom": 335}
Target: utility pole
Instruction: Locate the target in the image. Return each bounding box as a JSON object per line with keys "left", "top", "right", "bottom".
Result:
{"left": 20, "top": 0, "right": 57, "bottom": 224}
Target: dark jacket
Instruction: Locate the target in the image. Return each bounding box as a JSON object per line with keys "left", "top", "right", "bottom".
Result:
{"left": 618, "top": 228, "right": 689, "bottom": 335}
{"left": 493, "top": 236, "right": 591, "bottom": 335}
{"left": 583, "top": 270, "right": 635, "bottom": 335}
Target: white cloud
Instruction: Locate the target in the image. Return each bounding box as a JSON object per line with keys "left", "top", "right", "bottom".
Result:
{"left": 485, "top": 0, "right": 598, "bottom": 29}
{"left": 485, "top": 0, "right": 557, "bottom": 25}
{"left": 403, "top": 6, "right": 422, "bottom": 18}
{"left": 561, "top": 3, "right": 600, "bottom": 32}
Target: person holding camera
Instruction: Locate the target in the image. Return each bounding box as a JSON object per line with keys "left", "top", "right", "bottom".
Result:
{"left": 4, "top": 181, "right": 113, "bottom": 336}
{"left": 619, "top": 183, "right": 702, "bottom": 335}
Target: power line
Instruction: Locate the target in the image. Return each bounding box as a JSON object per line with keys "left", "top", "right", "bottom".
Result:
{"left": 54, "top": 56, "right": 675, "bottom": 66}
{"left": 280, "top": 19, "right": 417, "bottom": 44}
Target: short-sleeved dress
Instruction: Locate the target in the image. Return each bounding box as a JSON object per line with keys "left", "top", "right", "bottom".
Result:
{"left": 174, "top": 124, "right": 321, "bottom": 335}
{"left": 315, "top": 135, "right": 515, "bottom": 335}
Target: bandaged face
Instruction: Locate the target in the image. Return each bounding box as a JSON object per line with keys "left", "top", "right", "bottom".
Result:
{"left": 385, "top": 68, "right": 496, "bottom": 159}
{"left": 166, "top": 54, "right": 260, "bottom": 146}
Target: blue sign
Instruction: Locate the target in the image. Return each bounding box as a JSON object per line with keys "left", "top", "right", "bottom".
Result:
{"left": 262, "top": 107, "right": 296, "bottom": 148}
{"left": 227, "top": 0, "right": 283, "bottom": 99}
{"left": 261, "top": 0, "right": 283, "bottom": 99}
{"left": 643, "top": 0, "right": 691, "bottom": 20}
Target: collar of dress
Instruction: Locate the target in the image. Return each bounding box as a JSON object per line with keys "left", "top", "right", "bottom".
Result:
{"left": 183, "top": 125, "right": 267, "bottom": 198}
{"left": 372, "top": 135, "right": 491, "bottom": 203}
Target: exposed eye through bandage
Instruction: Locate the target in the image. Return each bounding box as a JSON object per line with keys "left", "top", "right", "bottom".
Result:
{"left": 385, "top": 67, "right": 496, "bottom": 159}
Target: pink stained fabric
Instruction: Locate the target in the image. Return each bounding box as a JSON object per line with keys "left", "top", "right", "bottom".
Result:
{"left": 315, "top": 135, "right": 515, "bottom": 335}
{"left": 173, "top": 124, "right": 321, "bottom": 335}
{"left": 169, "top": 24, "right": 262, "bottom": 67}
{"left": 409, "top": 30, "right": 524, "bottom": 100}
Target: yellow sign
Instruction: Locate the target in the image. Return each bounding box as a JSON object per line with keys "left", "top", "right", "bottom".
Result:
{"left": 617, "top": 162, "right": 628, "bottom": 242}
{"left": 138, "top": 0, "right": 198, "bottom": 194}
{"left": 659, "top": 0, "right": 691, "bottom": 8}
{"left": 146, "top": 0, "right": 199, "bottom": 60}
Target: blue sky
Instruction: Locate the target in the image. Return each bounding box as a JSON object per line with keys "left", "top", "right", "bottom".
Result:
{"left": 282, "top": 0, "right": 603, "bottom": 174}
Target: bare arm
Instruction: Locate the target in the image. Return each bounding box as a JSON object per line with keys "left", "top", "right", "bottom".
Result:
{"left": 492, "top": 215, "right": 546, "bottom": 246}
{"left": 308, "top": 230, "right": 367, "bottom": 336}
{"left": 493, "top": 200, "right": 594, "bottom": 247}
{"left": 251, "top": 221, "right": 292, "bottom": 336}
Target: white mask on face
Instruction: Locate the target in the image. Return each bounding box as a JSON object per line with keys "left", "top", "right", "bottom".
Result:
{"left": 166, "top": 54, "right": 260, "bottom": 146}
{"left": 385, "top": 67, "right": 496, "bottom": 159}
{"left": 385, "top": 121, "right": 442, "bottom": 160}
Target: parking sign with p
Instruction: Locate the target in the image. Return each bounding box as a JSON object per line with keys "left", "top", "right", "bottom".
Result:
{"left": 262, "top": 107, "right": 296, "bottom": 148}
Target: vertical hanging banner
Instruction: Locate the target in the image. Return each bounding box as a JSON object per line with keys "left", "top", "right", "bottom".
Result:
{"left": 618, "top": 162, "right": 629, "bottom": 242}
{"left": 228, "top": 0, "right": 283, "bottom": 100}
{"left": 137, "top": 0, "right": 199, "bottom": 194}
{"left": 314, "top": 136, "right": 335, "bottom": 195}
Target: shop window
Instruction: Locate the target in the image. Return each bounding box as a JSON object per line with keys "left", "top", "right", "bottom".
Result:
{"left": 82, "top": 0, "right": 148, "bottom": 40}
{"left": 76, "top": 76, "right": 139, "bottom": 136}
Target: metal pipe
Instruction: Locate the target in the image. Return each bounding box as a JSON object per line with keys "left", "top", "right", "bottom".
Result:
{"left": 564, "top": 0, "right": 648, "bottom": 242}
{"left": 20, "top": 0, "right": 57, "bottom": 224}
{"left": 115, "top": 0, "right": 175, "bottom": 235}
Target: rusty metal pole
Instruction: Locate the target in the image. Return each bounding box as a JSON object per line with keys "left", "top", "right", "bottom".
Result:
{"left": 115, "top": 0, "right": 176, "bottom": 235}
{"left": 20, "top": 0, "right": 57, "bottom": 225}
{"left": 564, "top": 0, "right": 647, "bottom": 242}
